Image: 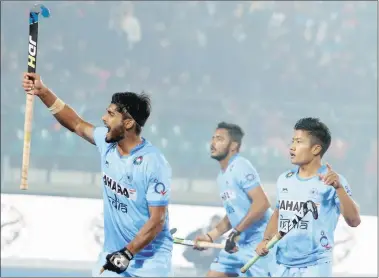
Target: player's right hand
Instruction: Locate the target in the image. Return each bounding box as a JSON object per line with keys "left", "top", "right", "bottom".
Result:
{"left": 255, "top": 239, "right": 269, "bottom": 257}
{"left": 22, "top": 72, "right": 46, "bottom": 96}
{"left": 193, "top": 234, "right": 213, "bottom": 251}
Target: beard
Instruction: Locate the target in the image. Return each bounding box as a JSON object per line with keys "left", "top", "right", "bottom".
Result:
{"left": 105, "top": 124, "right": 125, "bottom": 143}
{"left": 210, "top": 142, "right": 232, "bottom": 161}
{"left": 210, "top": 149, "right": 229, "bottom": 161}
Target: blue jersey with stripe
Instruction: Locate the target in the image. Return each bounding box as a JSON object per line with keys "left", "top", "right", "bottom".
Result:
{"left": 275, "top": 165, "right": 353, "bottom": 267}
{"left": 93, "top": 127, "right": 173, "bottom": 259}
{"left": 217, "top": 154, "right": 272, "bottom": 243}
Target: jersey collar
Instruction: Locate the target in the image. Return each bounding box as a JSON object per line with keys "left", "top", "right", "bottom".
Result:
{"left": 130, "top": 137, "right": 147, "bottom": 155}
{"left": 228, "top": 153, "right": 239, "bottom": 165}
{"left": 221, "top": 153, "right": 239, "bottom": 174}
{"left": 117, "top": 137, "right": 147, "bottom": 159}
{"left": 295, "top": 164, "right": 328, "bottom": 181}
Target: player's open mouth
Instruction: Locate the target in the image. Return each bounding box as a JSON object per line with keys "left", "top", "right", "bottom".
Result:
{"left": 104, "top": 125, "right": 111, "bottom": 135}
{"left": 290, "top": 153, "right": 295, "bottom": 158}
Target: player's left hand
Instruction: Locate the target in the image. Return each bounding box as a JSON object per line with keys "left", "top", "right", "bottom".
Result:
{"left": 318, "top": 163, "right": 342, "bottom": 189}
{"left": 101, "top": 248, "right": 133, "bottom": 274}
{"left": 224, "top": 229, "right": 240, "bottom": 254}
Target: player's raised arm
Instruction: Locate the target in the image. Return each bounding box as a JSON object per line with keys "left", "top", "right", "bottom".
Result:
{"left": 126, "top": 155, "right": 171, "bottom": 255}
{"left": 321, "top": 165, "right": 361, "bottom": 227}
{"left": 22, "top": 72, "right": 95, "bottom": 144}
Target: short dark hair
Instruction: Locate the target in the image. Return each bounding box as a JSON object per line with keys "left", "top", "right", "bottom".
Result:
{"left": 111, "top": 92, "right": 151, "bottom": 135}
{"left": 217, "top": 122, "right": 245, "bottom": 149}
{"left": 294, "top": 117, "right": 331, "bottom": 157}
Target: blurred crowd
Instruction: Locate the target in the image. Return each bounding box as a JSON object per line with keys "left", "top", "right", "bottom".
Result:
{"left": 1, "top": 1, "right": 377, "bottom": 215}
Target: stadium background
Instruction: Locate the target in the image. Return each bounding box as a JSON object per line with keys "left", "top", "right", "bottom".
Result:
{"left": 1, "top": 1, "right": 377, "bottom": 277}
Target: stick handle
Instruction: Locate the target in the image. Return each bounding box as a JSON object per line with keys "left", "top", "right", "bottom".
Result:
{"left": 240, "top": 233, "right": 281, "bottom": 273}
{"left": 196, "top": 241, "right": 225, "bottom": 249}
{"left": 21, "top": 10, "right": 39, "bottom": 190}
{"left": 174, "top": 238, "right": 225, "bottom": 249}
{"left": 20, "top": 93, "right": 35, "bottom": 190}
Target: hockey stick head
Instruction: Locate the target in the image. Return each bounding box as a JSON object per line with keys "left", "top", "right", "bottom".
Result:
{"left": 31, "top": 4, "right": 50, "bottom": 17}
{"left": 303, "top": 200, "right": 319, "bottom": 220}
{"left": 170, "top": 228, "right": 177, "bottom": 236}
{"left": 30, "top": 4, "right": 50, "bottom": 24}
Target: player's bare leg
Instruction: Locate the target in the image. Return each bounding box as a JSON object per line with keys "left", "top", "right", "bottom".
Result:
{"left": 206, "top": 270, "right": 238, "bottom": 277}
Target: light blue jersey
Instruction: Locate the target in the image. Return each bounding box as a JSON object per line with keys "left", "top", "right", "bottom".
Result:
{"left": 92, "top": 127, "right": 173, "bottom": 277}
{"left": 217, "top": 154, "right": 272, "bottom": 243}
{"left": 210, "top": 154, "right": 274, "bottom": 277}
{"left": 275, "top": 165, "right": 353, "bottom": 271}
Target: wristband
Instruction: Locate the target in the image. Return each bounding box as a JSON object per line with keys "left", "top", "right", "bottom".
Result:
{"left": 48, "top": 98, "right": 66, "bottom": 115}
{"left": 120, "top": 247, "right": 134, "bottom": 260}
{"left": 206, "top": 233, "right": 214, "bottom": 242}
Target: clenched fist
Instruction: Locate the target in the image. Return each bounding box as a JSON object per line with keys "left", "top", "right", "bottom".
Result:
{"left": 255, "top": 239, "right": 269, "bottom": 257}
{"left": 22, "top": 72, "right": 46, "bottom": 96}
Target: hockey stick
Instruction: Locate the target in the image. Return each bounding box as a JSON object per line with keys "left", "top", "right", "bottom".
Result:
{"left": 170, "top": 228, "right": 225, "bottom": 249}
{"left": 20, "top": 4, "right": 50, "bottom": 190}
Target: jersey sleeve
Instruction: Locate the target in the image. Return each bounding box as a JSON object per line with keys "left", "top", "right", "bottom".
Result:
{"left": 333, "top": 174, "right": 353, "bottom": 212}
{"left": 235, "top": 159, "right": 261, "bottom": 192}
{"left": 146, "top": 154, "right": 172, "bottom": 207}
{"left": 93, "top": 127, "right": 108, "bottom": 155}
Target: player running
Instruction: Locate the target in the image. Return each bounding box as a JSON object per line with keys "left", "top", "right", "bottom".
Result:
{"left": 194, "top": 122, "right": 274, "bottom": 277}
{"left": 255, "top": 117, "right": 361, "bottom": 277}
{"left": 22, "top": 73, "right": 173, "bottom": 277}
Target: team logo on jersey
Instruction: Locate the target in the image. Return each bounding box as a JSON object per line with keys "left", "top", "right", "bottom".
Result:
{"left": 245, "top": 173, "right": 255, "bottom": 181}
{"left": 103, "top": 174, "right": 130, "bottom": 198}
{"left": 103, "top": 174, "right": 137, "bottom": 201}
{"left": 133, "top": 156, "right": 143, "bottom": 165}
{"left": 279, "top": 199, "right": 318, "bottom": 212}
{"left": 279, "top": 199, "right": 320, "bottom": 211}
{"left": 154, "top": 182, "right": 167, "bottom": 196}
{"left": 220, "top": 190, "right": 236, "bottom": 201}
{"left": 105, "top": 161, "right": 109, "bottom": 167}
{"left": 279, "top": 213, "right": 309, "bottom": 231}
{"left": 286, "top": 171, "right": 294, "bottom": 178}
{"left": 107, "top": 193, "right": 128, "bottom": 214}
{"left": 320, "top": 231, "right": 332, "bottom": 250}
